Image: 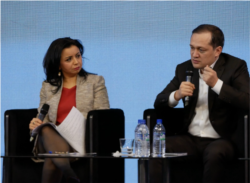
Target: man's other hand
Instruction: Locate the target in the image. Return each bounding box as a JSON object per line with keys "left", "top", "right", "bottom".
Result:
{"left": 202, "top": 65, "right": 218, "bottom": 87}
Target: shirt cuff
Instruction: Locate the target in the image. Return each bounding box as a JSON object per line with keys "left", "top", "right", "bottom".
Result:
{"left": 212, "top": 79, "right": 223, "bottom": 95}
{"left": 168, "top": 91, "right": 179, "bottom": 107}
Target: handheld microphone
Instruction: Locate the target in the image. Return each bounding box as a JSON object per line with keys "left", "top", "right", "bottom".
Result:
{"left": 30, "top": 104, "right": 50, "bottom": 141}
{"left": 185, "top": 69, "right": 193, "bottom": 106}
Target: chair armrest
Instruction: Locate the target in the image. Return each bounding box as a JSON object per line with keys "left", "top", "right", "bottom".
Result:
{"left": 85, "top": 109, "right": 125, "bottom": 156}
{"left": 245, "top": 115, "right": 249, "bottom": 159}
{"left": 143, "top": 108, "right": 185, "bottom": 144}
{"left": 4, "top": 109, "right": 37, "bottom": 156}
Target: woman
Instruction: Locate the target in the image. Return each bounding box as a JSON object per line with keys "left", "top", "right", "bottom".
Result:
{"left": 29, "top": 37, "right": 110, "bottom": 183}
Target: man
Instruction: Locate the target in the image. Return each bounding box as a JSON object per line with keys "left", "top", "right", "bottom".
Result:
{"left": 153, "top": 24, "right": 249, "bottom": 183}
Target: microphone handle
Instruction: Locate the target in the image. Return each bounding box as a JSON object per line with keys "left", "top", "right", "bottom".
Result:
{"left": 186, "top": 75, "right": 192, "bottom": 82}
{"left": 30, "top": 113, "right": 46, "bottom": 141}
{"left": 185, "top": 76, "right": 192, "bottom": 106}
{"left": 38, "top": 113, "right": 46, "bottom": 121}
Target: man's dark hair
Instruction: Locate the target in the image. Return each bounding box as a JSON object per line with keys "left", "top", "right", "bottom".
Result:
{"left": 192, "top": 24, "right": 224, "bottom": 49}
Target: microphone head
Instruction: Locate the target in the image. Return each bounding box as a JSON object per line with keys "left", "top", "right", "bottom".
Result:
{"left": 40, "top": 104, "right": 50, "bottom": 115}
{"left": 186, "top": 70, "right": 193, "bottom": 76}
{"left": 186, "top": 64, "right": 194, "bottom": 76}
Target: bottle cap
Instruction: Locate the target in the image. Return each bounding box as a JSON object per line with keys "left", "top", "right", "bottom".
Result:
{"left": 141, "top": 120, "right": 146, "bottom": 124}
{"left": 157, "top": 119, "right": 162, "bottom": 124}
{"left": 138, "top": 119, "right": 143, "bottom": 124}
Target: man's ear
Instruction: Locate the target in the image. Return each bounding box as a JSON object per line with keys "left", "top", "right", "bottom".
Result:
{"left": 215, "top": 46, "right": 222, "bottom": 57}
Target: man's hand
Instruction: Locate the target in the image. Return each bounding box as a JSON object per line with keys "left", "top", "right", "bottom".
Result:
{"left": 202, "top": 65, "right": 218, "bottom": 87}
{"left": 174, "top": 82, "right": 195, "bottom": 101}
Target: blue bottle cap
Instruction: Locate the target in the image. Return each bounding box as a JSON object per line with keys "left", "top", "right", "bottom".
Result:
{"left": 157, "top": 119, "right": 162, "bottom": 124}
{"left": 141, "top": 120, "right": 146, "bottom": 124}
{"left": 138, "top": 119, "right": 143, "bottom": 124}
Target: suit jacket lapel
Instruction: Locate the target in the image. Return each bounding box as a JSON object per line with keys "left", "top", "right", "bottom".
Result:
{"left": 49, "top": 76, "right": 86, "bottom": 123}
{"left": 213, "top": 56, "right": 225, "bottom": 79}
{"left": 208, "top": 56, "right": 225, "bottom": 112}
{"left": 189, "top": 68, "right": 199, "bottom": 116}
{"left": 192, "top": 68, "right": 199, "bottom": 101}
{"left": 184, "top": 66, "right": 199, "bottom": 124}
{"left": 76, "top": 75, "right": 86, "bottom": 112}
{"left": 47, "top": 83, "right": 63, "bottom": 123}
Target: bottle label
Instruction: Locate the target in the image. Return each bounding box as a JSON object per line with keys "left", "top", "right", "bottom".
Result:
{"left": 136, "top": 134, "right": 143, "bottom": 141}
{"left": 136, "top": 133, "right": 150, "bottom": 141}
{"left": 146, "top": 133, "right": 150, "bottom": 141}
{"left": 160, "top": 132, "right": 165, "bottom": 140}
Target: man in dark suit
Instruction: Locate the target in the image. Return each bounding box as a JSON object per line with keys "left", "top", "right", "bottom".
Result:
{"left": 153, "top": 24, "right": 249, "bottom": 183}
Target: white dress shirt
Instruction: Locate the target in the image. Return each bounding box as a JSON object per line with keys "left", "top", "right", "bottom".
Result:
{"left": 168, "top": 59, "right": 223, "bottom": 138}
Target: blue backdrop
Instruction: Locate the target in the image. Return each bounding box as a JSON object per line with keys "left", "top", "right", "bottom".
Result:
{"left": 1, "top": 1, "right": 249, "bottom": 182}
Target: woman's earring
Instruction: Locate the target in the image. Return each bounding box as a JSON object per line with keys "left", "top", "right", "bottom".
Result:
{"left": 58, "top": 71, "right": 61, "bottom": 76}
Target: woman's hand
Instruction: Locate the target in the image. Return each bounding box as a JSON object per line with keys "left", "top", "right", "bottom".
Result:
{"left": 29, "top": 118, "right": 43, "bottom": 130}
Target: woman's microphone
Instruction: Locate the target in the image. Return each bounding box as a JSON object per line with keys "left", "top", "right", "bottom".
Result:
{"left": 30, "top": 104, "right": 50, "bottom": 141}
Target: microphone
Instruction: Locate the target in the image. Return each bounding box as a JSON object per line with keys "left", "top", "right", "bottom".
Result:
{"left": 30, "top": 104, "right": 50, "bottom": 141}
{"left": 185, "top": 68, "right": 193, "bottom": 107}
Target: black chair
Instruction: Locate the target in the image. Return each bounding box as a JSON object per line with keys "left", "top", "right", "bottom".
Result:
{"left": 3, "top": 108, "right": 125, "bottom": 183}
{"left": 144, "top": 108, "right": 249, "bottom": 183}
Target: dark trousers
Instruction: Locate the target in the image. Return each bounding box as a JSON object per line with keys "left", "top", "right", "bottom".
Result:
{"left": 149, "top": 133, "right": 235, "bottom": 183}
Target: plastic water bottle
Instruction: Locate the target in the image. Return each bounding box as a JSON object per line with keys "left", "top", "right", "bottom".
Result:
{"left": 134, "top": 120, "right": 142, "bottom": 156}
{"left": 153, "top": 119, "right": 166, "bottom": 157}
{"left": 135, "top": 119, "right": 150, "bottom": 157}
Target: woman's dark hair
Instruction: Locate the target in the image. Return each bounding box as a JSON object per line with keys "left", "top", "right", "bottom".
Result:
{"left": 192, "top": 24, "right": 224, "bottom": 49}
{"left": 43, "top": 37, "right": 88, "bottom": 93}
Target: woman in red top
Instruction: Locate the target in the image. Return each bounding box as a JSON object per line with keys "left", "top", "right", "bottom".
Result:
{"left": 29, "top": 38, "right": 110, "bottom": 183}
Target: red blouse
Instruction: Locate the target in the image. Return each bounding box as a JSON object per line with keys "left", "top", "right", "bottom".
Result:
{"left": 56, "top": 86, "right": 76, "bottom": 125}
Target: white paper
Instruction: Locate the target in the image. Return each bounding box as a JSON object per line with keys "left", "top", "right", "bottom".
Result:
{"left": 112, "top": 151, "right": 134, "bottom": 157}
{"left": 56, "top": 106, "right": 86, "bottom": 155}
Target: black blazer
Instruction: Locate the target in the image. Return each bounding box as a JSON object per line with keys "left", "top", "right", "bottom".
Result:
{"left": 154, "top": 53, "right": 249, "bottom": 138}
